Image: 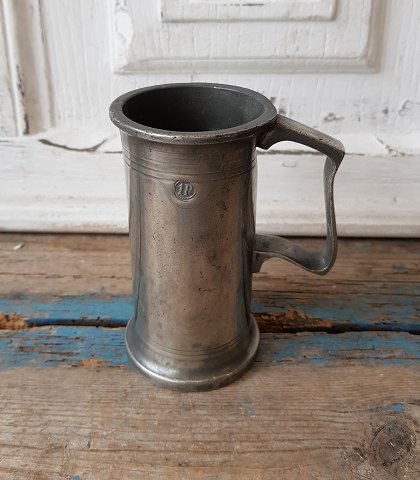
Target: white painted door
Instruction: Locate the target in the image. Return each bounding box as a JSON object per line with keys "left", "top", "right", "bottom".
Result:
{"left": 0, "top": 0, "right": 419, "bottom": 235}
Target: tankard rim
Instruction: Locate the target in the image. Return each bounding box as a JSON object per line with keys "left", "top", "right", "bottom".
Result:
{"left": 109, "top": 82, "right": 277, "bottom": 145}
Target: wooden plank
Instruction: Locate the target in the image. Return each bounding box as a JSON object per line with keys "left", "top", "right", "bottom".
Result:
{"left": 0, "top": 329, "right": 420, "bottom": 479}
{"left": 2, "top": 234, "right": 418, "bottom": 296}
{"left": 1, "top": 0, "right": 51, "bottom": 134}
{"left": 1, "top": 137, "right": 420, "bottom": 235}
{"left": 0, "top": 0, "right": 18, "bottom": 136}
{"left": 0, "top": 233, "right": 132, "bottom": 296}
{"left": 1, "top": 327, "right": 420, "bottom": 369}
{"left": 18, "top": 0, "right": 420, "bottom": 138}
{"left": 1, "top": 292, "right": 420, "bottom": 333}
{"left": 1, "top": 234, "right": 419, "bottom": 478}
{"left": 0, "top": 235, "right": 419, "bottom": 332}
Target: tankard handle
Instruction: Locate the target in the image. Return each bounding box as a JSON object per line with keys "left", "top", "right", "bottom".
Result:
{"left": 254, "top": 115, "right": 345, "bottom": 275}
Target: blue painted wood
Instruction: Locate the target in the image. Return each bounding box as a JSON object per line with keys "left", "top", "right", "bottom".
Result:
{"left": 252, "top": 292, "right": 420, "bottom": 332}
{"left": 1, "top": 291, "right": 419, "bottom": 332}
{"left": 0, "top": 326, "right": 125, "bottom": 369}
{"left": 257, "top": 332, "right": 420, "bottom": 366}
{"left": 1, "top": 327, "right": 419, "bottom": 370}
{"left": 0, "top": 295, "right": 133, "bottom": 325}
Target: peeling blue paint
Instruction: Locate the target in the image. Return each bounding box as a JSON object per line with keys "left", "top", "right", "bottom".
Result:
{"left": 0, "top": 326, "right": 127, "bottom": 370}
{"left": 392, "top": 264, "right": 408, "bottom": 274}
{"left": 382, "top": 403, "right": 407, "bottom": 413}
{"left": 0, "top": 292, "right": 419, "bottom": 332}
{"left": 1, "top": 328, "right": 419, "bottom": 370}
{"left": 257, "top": 332, "right": 420, "bottom": 366}
{"left": 0, "top": 295, "right": 133, "bottom": 324}
{"left": 72, "top": 476, "right": 81, "bottom": 480}
{"left": 251, "top": 294, "right": 420, "bottom": 332}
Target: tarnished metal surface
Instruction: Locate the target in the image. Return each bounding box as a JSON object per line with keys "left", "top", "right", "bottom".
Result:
{"left": 110, "top": 83, "right": 345, "bottom": 390}
{"left": 255, "top": 114, "right": 345, "bottom": 274}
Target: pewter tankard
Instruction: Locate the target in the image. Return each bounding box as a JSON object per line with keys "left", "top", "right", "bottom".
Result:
{"left": 110, "top": 83, "right": 344, "bottom": 391}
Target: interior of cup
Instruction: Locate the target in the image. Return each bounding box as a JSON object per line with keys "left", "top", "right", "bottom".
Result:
{"left": 122, "top": 85, "right": 267, "bottom": 132}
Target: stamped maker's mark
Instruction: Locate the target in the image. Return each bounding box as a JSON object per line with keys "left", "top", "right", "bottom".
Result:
{"left": 174, "top": 180, "right": 196, "bottom": 201}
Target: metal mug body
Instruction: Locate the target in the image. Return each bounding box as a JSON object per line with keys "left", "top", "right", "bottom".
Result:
{"left": 124, "top": 135, "right": 260, "bottom": 390}
{"left": 110, "top": 83, "right": 344, "bottom": 391}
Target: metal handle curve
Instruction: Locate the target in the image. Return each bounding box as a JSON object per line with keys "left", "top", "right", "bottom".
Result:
{"left": 254, "top": 114, "right": 345, "bottom": 275}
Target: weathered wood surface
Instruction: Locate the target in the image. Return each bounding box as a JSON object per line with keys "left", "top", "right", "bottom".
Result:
{"left": 1, "top": 328, "right": 420, "bottom": 479}
{"left": 2, "top": 139, "right": 420, "bottom": 236}
{"left": 0, "top": 234, "right": 419, "bottom": 479}
{"left": 0, "top": 356, "right": 420, "bottom": 479}
{"left": 0, "top": 234, "right": 419, "bottom": 332}
{"left": 2, "top": 327, "right": 420, "bottom": 369}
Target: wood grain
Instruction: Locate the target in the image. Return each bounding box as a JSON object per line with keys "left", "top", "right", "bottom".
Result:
{"left": 0, "top": 362, "right": 419, "bottom": 479}
{"left": 0, "top": 234, "right": 418, "bottom": 332}
{"left": 2, "top": 1, "right": 420, "bottom": 239}
{"left": 1, "top": 139, "right": 420, "bottom": 235}
{"left": 2, "top": 234, "right": 419, "bottom": 295}
{"left": 2, "top": 327, "right": 420, "bottom": 369}
{"left": 0, "top": 0, "right": 17, "bottom": 136}
{"left": 114, "top": 0, "right": 380, "bottom": 72}
{"left": 0, "top": 234, "right": 420, "bottom": 479}
{"left": 30, "top": 1, "right": 420, "bottom": 134}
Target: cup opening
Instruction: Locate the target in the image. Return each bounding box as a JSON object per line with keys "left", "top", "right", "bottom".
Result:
{"left": 121, "top": 85, "right": 267, "bottom": 133}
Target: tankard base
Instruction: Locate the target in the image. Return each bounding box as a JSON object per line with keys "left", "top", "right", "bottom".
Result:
{"left": 125, "top": 315, "right": 260, "bottom": 392}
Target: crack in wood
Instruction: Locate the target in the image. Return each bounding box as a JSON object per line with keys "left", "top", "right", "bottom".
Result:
{"left": 14, "top": 315, "right": 420, "bottom": 335}
{"left": 38, "top": 138, "right": 108, "bottom": 153}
